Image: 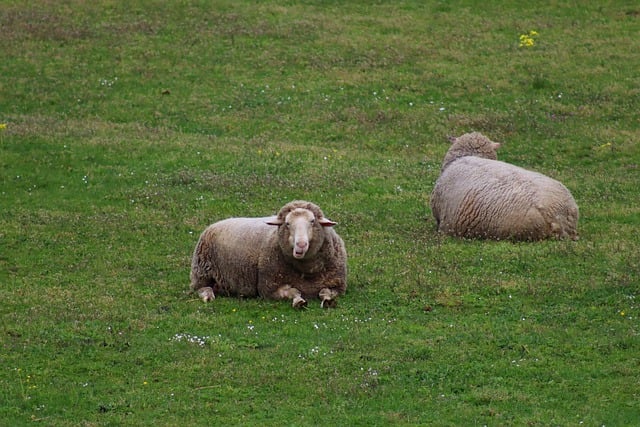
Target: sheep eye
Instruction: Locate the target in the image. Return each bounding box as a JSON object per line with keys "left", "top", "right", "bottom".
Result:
{"left": 285, "top": 222, "right": 290, "bottom": 228}
{"left": 310, "top": 219, "right": 315, "bottom": 225}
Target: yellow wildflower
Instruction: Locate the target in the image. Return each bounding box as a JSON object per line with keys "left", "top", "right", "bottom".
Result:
{"left": 0, "top": 123, "right": 7, "bottom": 130}
{"left": 518, "top": 30, "right": 538, "bottom": 48}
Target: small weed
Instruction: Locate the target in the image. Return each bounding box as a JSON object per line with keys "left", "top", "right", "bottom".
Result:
{"left": 15, "top": 369, "right": 38, "bottom": 401}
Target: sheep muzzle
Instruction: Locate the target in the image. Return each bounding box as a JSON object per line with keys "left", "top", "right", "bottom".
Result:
{"left": 293, "top": 240, "right": 309, "bottom": 258}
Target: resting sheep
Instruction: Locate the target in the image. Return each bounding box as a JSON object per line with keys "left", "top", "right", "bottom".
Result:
{"left": 430, "top": 132, "right": 579, "bottom": 241}
{"left": 190, "top": 200, "right": 347, "bottom": 308}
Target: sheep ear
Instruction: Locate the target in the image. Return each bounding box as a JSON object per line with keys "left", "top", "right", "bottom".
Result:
{"left": 492, "top": 142, "right": 501, "bottom": 150}
{"left": 265, "top": 217, "right": 283, "bottom": 226}
{"left": 319, "top": 218, "right": 337, "bottom": 227}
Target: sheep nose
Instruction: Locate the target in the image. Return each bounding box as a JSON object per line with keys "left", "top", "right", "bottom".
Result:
{"left": 296, "top": 241, "right": 308, "bottom": 249}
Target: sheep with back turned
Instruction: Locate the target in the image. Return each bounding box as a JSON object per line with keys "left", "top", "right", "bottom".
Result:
{"left": 430, "top": 132, "right": 579, "bottom": 241}
{"left": 190, "top": 200, "right": 347, "bottom": 308}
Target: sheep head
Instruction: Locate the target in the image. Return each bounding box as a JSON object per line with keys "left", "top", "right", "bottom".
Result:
{"left": 442, "top": 132, "right": 502, "bottom": 170}
{"left": 266, "top": 201, "right": 336, "bottom": 260}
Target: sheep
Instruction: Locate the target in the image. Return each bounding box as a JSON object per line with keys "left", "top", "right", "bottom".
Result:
{"left": 430, "top": 132, "right": 579, "bottom": 241}
{"left": 190, "top": 200, "right": 347, "bottom": 308}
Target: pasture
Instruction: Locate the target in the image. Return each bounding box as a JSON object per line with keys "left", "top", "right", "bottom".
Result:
{"left": 1, "top": 1, "right": 639, "bottom": 425}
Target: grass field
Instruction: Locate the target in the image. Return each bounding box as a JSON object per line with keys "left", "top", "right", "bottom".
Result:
{"left": 1, "top": 1, "right": 639, "bottom": 425}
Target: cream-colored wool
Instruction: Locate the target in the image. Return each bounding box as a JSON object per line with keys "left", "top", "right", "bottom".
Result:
{"left": 430, "top": 132, "right": 579, "bottom": 241}
{"left": 190, "top": 201, "right": 347, "bottom": 308}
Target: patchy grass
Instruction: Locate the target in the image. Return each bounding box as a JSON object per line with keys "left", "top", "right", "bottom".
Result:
{"left": 1, "top": 1, "right": 639, "bottom": 425}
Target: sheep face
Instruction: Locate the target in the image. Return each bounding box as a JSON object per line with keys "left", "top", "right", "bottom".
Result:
{"left": 267, "top": 206, "right": 336, "bottom": 260}
{"left": 288, "top": 209, "right": 316, "bottom": 259}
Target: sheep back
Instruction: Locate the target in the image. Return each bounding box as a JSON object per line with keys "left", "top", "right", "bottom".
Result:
{"left": 190, "top": 217, "right": 276, "bottom": 298}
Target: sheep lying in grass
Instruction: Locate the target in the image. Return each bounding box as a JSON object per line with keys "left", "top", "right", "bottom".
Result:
{"left": 430, "top": 132, "right": 579, "bottom": 241}
{"left": 190, "top": 201, "right": 347, "bottom": 308}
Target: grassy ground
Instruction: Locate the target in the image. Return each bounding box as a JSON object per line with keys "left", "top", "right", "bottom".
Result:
{"left": 1, "top": 1, "right": 639, "bottom": 425}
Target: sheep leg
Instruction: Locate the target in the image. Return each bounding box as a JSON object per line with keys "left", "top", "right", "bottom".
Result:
{"left": 197, "top": 287, "right": 215, "bottom": 302}
{"left": 190, "top": 266, "right": 215, "bottom": 302}
{"left": 319, "top": 288, "right": 338, "bottom": 309}
{"left": 275, "top": 285, "right": 307, "bottom": 309}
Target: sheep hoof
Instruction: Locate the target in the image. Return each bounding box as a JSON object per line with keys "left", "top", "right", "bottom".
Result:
{"left": 319, "top": 288, "right": 338, "bottom": 309}
{"left": 197, "top": 287, "right": 215, "bottom": 302}
{"left": 292, "top": 296, "right": 307, "bottom": 309}
{"left": 321, "top": 298, "right": 337, "bottom": 309}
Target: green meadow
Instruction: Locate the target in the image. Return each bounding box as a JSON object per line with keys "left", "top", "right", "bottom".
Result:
{"left": 1, "top": 1, "right": 639, "bottom": 425}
